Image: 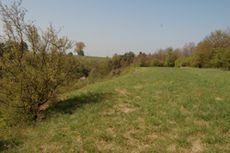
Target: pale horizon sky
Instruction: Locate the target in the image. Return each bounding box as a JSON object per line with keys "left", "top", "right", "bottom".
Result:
{"left": 1, "top": 0, "right": 230, "bottom": 56}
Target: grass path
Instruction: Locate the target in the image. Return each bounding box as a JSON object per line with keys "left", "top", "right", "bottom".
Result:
{"left": 3, "top": 67, "right": 230, "bottom": 153}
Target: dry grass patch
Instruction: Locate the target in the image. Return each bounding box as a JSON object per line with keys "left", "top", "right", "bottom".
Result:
{"left": 180, "top": 105, "right": 190, "bottom": 114}
{"left": 123, "top": 128, "right": 150, "bottom": 152}
{"left": 39, "top": 144, "right": 63, "bottom": 153}
{"left": 101, "top": 108, "right": 116, "bottom": 116}
{"left": 106, "top": 127, "right": 116, "bottom": 136}
{"left": 114, "top": 103, "right": 136, "bottom": 114}
{"left": 215, "top": 97, "right": 224, "bottom": 101}
{"left": 101, "top": 103, "right": 136, "bottom": 116}
{"left": 96, "top": 140, "right": 118, "bottom": 152}
{"left": 190, "top": 138, "right": 203, "bottom": 153}
{"left": 133, "top": 84, "right": 144, "bottom": 90}
{"left": 193, "top": 118, "right": 209, "bottom": 126}
{"left": 115, "top": 88, "right": 131, "bottom": 96}
{"left": 167, "top": 144, "right": 176, "bottom": 152}
{"left": 147, "top": 132, "right": 158, "bottom": 141}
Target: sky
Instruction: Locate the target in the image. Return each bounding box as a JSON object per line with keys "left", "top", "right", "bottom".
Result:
{"left": 1, "top": 0, "right": 230, "bottom": 56}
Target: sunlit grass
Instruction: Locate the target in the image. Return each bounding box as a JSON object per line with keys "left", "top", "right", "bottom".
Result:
{"left": 2, "top": 67, "right": 230, "bottom": 153}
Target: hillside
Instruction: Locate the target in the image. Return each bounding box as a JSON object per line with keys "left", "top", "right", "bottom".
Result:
{"left": 2, "top": 67, "right": 230, "bottom": 153}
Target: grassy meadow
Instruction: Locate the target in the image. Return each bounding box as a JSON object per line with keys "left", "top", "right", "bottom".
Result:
{"left": 1, "top": 67, "right": 230, "bottom": 153}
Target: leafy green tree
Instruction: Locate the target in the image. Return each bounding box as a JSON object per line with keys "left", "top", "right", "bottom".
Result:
{"left": 191, "top": 40, "right": 213, "bottom": 67}
{"left": 164, "top": 48, "right": 176, "bottom": 67}
{"left": 192, "top": 30, "right": 230, "bottom": 68}
{"left": 212, "top": 48, "right": 230, "bottom": 69}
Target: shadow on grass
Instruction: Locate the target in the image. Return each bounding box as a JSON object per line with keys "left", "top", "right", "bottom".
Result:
{"left": 49, "top": 91, "right": 112, "bottom": 115}
{"left": 0, "top": 138, "right": 23, "bottom": 152}
{"left": 0, "top": 140, "right": 8, "bottom": 152}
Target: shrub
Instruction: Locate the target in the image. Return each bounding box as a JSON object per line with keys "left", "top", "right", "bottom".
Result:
{"left": 88, "top": 60, "right": 111, "bottom": 80}
{"left": 0, "top": 1, "right": 77, "bottom": 123}
{"left": 212, "top": 48, "right": 230, "bottom": 70}
{"left": 109, "top": 52, "right": 135, "bottom": 70}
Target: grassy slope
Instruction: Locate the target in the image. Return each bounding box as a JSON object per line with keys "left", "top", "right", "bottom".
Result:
{"left": 3, "top": 67, "right": 230, "bottom": 153}
{"left": 74, "top": 55, "right": 109, "bottom": 65}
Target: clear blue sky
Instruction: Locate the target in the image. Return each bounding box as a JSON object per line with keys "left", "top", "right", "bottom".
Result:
{"left": 2, "top": 0, "right": 230, "bottom": 56}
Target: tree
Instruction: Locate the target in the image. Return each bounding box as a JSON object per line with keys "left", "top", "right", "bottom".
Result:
{"left": 191, "top": 40, "right": 212, "bottom": 67}
{"left": 206, "top": 30, "right": 230, "bottom": 49}
{"left": 164, "top": 48, "right": 176, "bottom": 67}
{"left": 182, "top": 42, "right": 195, "bottom": 57}
{"left": 0, "top": 0, "right": 77, "bottom": 123}
{"left": 110, "top": 54, "right": 122, "bottom": 69}
{"left": 121, "top": 51, "right": 135, "bottom": 66}
{"left": 75, "top": 41, "right": 85, "bottom": 56}
{"left": 212, "top": 47, "right": 230, "bottom": 69}
{"left": 191, "top": 30, "right": 230, "bottom": 68}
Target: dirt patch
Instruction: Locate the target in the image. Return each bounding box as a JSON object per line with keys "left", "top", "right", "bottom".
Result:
{"left": 115, "top": 88, "right": 130, "bottom": 96}
{"left": 96, "top": 140, "right": 118, "bottom": 152}
{"left": 114, "top": 103, "right": 136, "bottom": 114}
{"left": 193, "top": 119, "right": 208, "bottom": 126}
{"left": 187, "top": 137, "right": 203, "bottom": 153}
{"left": 101, "top": 108, "right": 115, "bottom": 116}
{"left": 167, "top": 144, "right": 176, "bottom": 152}
{"left": 191, "top": 139, "right": 203, "bottom": 153}
{"left": 106, "top": 127, "right": 116, "bottom": 136}
{"left": 147, "top": 132, "right": 158, "bottom": 141}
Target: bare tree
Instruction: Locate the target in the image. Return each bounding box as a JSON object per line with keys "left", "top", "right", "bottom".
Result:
{"left": 0, "top": 0, "right": 77, "bottom": 122}
{"left": 182, "top": 42, "right": 195, "bottom": 57}
{"left": 75, "top": 41, "right": 85, "bottom": 56}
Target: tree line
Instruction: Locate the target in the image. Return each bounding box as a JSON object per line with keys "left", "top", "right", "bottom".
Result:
{"left": 132, "top": 30, "right": 230, "bottom": 69}
{"left": 107, "top": 30, "right": 230, "bottom": 70}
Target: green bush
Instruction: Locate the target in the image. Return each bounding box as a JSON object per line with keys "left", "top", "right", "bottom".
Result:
{"left": 109, "top": 52, "right": 135, "bottom": 69}
{"left": 212, "top": 48, "right": 230, "bottom": 70}
{"left": 175, "top": 56, "right": 192, "bottom": 67}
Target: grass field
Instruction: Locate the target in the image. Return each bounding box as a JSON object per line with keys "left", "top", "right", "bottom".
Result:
{"left": 2, "top": 67, "right": 230, "bottom": 153}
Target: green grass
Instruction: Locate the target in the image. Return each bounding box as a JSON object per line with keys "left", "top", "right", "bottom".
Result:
{"left": 75, "top": 55, "right": 109, "bottom": 65}
{"left": 1, "top": 67, "right": 230, "bottom": 153}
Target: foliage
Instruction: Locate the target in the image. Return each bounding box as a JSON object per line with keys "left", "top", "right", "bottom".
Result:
{"left": 109, "top": 51, "right": 135, "bottom": 70}
{"left": 164, "top": 47, "right": 176, "bottom": 67}
{"left": 0, "top": 1, "right": 77, "bottom": 123}
{"left": 131, "top": 30, "right": 230, "bottom": 70}
{"left": 88, "top": 60, "right": 111, "bottom": 80}
{"left": 175, "top": 56, "right": 192, "bottom": 67}
{"left": 212, "top": 47, "right": 230, "bottom": 70}
{"left": 190, "top": 30, "right": 230, "bottom": 68}
{"left": 134, "top": 52, "right": 149, "bottom": 67}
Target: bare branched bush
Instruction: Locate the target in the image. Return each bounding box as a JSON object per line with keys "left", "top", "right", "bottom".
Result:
{"left": 0, "top": 1, "right": 77, "bottom": 123}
